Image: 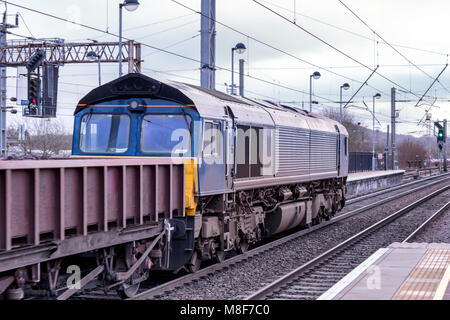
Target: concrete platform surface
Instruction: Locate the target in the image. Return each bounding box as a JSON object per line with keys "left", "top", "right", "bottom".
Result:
{"left": 318, "top": 242, "right": 450, "bottom": 300}
{"left": 346, "top": 170, "right": 405, "bottom": 198}
{"left": 347, "top": 170, "right": 405, "bottom": 182}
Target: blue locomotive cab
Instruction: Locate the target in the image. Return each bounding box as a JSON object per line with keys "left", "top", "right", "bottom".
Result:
{"left": 73, "top": 103, "right": 198, "bottom": 158}
{"left": 72, "top": 74, "right": 200, "bottom": 159}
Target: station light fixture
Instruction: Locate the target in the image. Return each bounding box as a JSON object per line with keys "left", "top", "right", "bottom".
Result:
{"left": 122, "top": 0, "right": 140, "bottom": 12}
{"left": 119, "top": 0, "right": 140, "bottom": 77}
{"left": 312, "top": 71, "right": 321, "bottom": 80}
{"left": 87, "top": 51, "right": 102, "bottom": 86}
{"left": 231, "top": 43, "right": 247, "bottom": 95}
{"left": 233, "top": 43, "right": 247, "bottom": 54}
{"left": 309, "top": 71, "right": 321, "bottom": 112}
{"left": 339, "top": 83, "right": 350, "bottom": 124}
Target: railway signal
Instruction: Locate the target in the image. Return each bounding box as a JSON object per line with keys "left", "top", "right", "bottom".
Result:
{"left": 27, "top": 77, "right": 41, "bottom": 115}
{"left": 434, "top": 120, "right": 447, "bottom": 172}
{"left": 437, "top": 128, "right": 445, "bottom": 142}
{"left": 437, "top": 128, "right": 444, "bottom": 150}
{"left": 25, "top": 49, "right": 46, "bottom": 72}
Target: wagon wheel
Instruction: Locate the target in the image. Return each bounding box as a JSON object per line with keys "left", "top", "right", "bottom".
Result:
{"left": 118, "top": 282, "right": 141, "bottom": 299}
{"left": 116, "top": 244, "right": 144, "bottom": 298}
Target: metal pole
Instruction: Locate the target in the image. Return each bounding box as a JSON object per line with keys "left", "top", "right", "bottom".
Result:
{"left": 97, "top": 56, "right": 102, "bottom": 86}
{"left": 391, "top": 87, "right": 396, "bottom": 170}
{"left": 127, "top": 40, "right": 134, "bottom": 74}
{"left": 309, "top": 75, "right": 312, "bottom": 113}
{"left": 372, "top": 96, "right": 376, "bottom": 171}
{"left": 200, "top": 0, "right": 216, "bottom": 90}
{"left": 239, "top": 58, "right": 244, "bottom": 97}
{"left": 339, "top": 86, "right": 343, "bottom": 124}
{"left": 0, "top": 11, "right": 7, "bottom": 159}
{"left": 444, "top": 119, "right": 447, "bottom": 172}
{"left": 119, "top": 4, "right": 123, "bottom": 77}
{"left": 231, "top": 48, "right": 234, "bottom": 95}
{"left": 385, "top": 125, "right": 389, "bottom": 170}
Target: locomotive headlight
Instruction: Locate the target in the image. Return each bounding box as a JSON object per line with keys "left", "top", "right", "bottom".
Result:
{"left": 130, "top": 100, "right": 139, "bottom": 109}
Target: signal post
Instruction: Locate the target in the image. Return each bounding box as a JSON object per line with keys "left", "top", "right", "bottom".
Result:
{"left": 435, "top": 120, "right": 447, "bottom": 173}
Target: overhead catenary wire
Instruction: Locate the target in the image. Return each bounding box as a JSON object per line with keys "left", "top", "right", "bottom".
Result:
{"left": 6, "top": 0, "right": 436, "bottom": 111}
{"left": 252, "top": 0, "right": 436, "bottom": 103}
{"left": 1, "top": 1, "right": 329, "bottom": 103}
{"left": 169, "top": 0, "right": 390, "bottom": 96}
{"left": 5, "top": 0, "right": 446, "bottom": 125}
{"left": 141, "top": 34, "right": 200, "bottom": 59}
{"left": 18, "top": 12, "right": 35, "bottom": 38}
{"left": 337, "top": 0, "right": 450, "bottom": 95}
{"left": 260, "top": 0, "right": 448, "bottom": 57}
{"left": 134, "top": 19, "right": 198, "bottom": 41}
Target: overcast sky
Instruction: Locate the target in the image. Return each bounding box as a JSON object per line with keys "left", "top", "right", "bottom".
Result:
{"left": 4, "top": 0, "right": 450, "bottom": 136}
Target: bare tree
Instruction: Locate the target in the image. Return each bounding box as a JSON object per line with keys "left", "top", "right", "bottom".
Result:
{"left": 8, "top": 118, "right": 72, "bottom": 158}
{"left": 396, "top": 138, "right": 428, "bottom": 169}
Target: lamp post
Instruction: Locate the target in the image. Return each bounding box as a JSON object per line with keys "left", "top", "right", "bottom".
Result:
{"left": 87, "top": 51, "right": 102, "bottom": 86}
{"left": 372, "top": 93, "right": 381, "bottom": 170}
{"left": 309, "top": 71, "right": 321, "bottom": 112}
{"left": 231, "top": 43, "right": 246, "bottom": 95}
{"left": 339, "top": 83, "right": 350, "bottom": 124}
{"left": 119, "top": 0, "right": 140, "bottom": 77}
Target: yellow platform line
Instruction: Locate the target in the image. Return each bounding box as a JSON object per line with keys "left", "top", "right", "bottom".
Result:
{"left": 433, "top": 264, "right": 450, "bottom": 300}
{"left": 393, "top": 249, "right": 450, "bottom": 300}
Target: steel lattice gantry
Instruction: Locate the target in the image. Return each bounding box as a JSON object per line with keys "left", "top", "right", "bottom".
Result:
{"left": 0, "top": 40, "right": 142, "bottom": 72}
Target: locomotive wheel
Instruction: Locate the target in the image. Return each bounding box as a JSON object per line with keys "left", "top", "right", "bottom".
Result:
{"left": 236, "top": 241, "right": 249, "bottom": 254}
{"left": 187, "top": 251, "right": 201, "bottom": 273}
{"left": 313, "top": 215, "right": 322, "bottom": 225}
{"left": 215, "top": 250, "right": 225, "bottom": 263}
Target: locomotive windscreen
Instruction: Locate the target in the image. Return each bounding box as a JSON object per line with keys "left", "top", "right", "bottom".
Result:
{"left": 79, "top": 113, "right": 131, "bottom": 154}
{"left": 140, "top": 114, "right": 192, "bottom": 156}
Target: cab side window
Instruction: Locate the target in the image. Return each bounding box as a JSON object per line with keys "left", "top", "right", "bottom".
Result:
{"left": 203, "top": 121, "right": 221, "bottom": 157}
{"left": 344, "top": 137, "right": 348, "bottom": 156}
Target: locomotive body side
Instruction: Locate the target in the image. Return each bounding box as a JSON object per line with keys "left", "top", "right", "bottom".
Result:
{"left": 72, "top": 73, "right": 349, "bottom": 269}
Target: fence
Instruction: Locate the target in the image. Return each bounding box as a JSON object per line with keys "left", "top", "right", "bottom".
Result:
{"left": 349, "top": 152, "right": 373, "bottom": 172}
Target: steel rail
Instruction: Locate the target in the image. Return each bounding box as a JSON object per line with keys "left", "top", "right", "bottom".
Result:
{"left": 245, "top": 184, "right": 450, "bottom": 300}
{"left": 402, "top": 199, "right": 450, "bottom": 243}
{"left": 131, "top": 176, "right": 450, "bottom": 300}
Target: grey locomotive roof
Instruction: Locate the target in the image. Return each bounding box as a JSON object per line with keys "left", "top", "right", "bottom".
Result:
{"left": 168, "top": 78, "right": 348, "bottom": 135}
{"left": 76, "top": 73, "right": 347, "bottom": 136}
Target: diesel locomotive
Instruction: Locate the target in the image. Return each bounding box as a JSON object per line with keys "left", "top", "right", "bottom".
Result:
{"left": 73, "top": 74, "right": 348, "bottom": 271}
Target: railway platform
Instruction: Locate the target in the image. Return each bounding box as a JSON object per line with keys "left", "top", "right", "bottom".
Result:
{"left": 318, "top": 242, "right": 450, "bottom": 300}
{"left": 346, "top": 170, "right": 405, "bottom": 198}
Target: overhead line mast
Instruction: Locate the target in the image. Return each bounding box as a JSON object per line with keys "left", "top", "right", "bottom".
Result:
{"left": 0, "top": 5, "right": 19, "bottom": 158}
{"left": 200, "top": 0, "right": 216, "bottom": 90}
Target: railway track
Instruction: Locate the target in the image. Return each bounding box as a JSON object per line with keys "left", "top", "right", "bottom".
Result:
{"left": 129, "top": 173, "right": 450, "bottom": 300}
{"left": 244, "top": 184, "right": 450, "bottom": 300}
{"left": 403, "top": 198, "right": 450, "bottom": 243}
